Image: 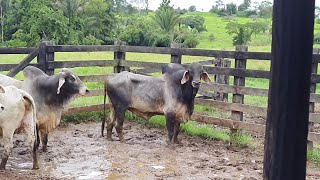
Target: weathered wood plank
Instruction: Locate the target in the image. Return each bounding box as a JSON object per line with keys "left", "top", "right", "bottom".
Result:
{"left": 0, "top": 47, "right": 36, "bottom": 54}
{"left": 120, "top": 60, "right": 167, "bottom": 69}
{"left": 200, "top": 83, "right": 320, "bottom": 103}
{"left": 204, "top": 66, "right": 270, "bottom": 79}
{"left": 79, "top": 75, "right": 109, "bottom": 82}
{"left": 62, "top": 104, "right": 111, "bottom": 115}
{"left": 195, "top": 98, "right": 267, "bottom": 116}
{"left": 47, "top": 45, "right": 117, "bottom": 53}
{"left": 7, "top": 49, "right": 39, "bottom": 77}
{"left": 308, "top": 132, "right": 320, "bottom": 143}
{"left": 309, "top": 113, "right": 320, "bottom": 123}
{"left": 47, "top": 60, "right": 114, "bottom": 69}
{"left": 124, "top": 46, "right": 171, "bottom": 54}
{"left": 39, "top": 44, "right": 320, "bottom": 64}
{"left": 0, "top": 63, "right": 39, "bottom": 71}
{"left": 200, "top": 83, "right": 269, "bottom": 97}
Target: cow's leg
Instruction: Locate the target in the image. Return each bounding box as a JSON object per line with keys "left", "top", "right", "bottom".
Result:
{"left": 106, "top": 110, "right": 115, "bottom": 141}
{"left": 165, "top": 113, "right": 175, "bottom": 145}
{"left": 114, "top": 106, "right": 127, "bottom": 143}
{"left": 41, "top": 132, "right": 48, "bottom": 152}
{"left": 0, "top": 128, "right": 14, "bottom": 169}
{"left": 22, "top": 119, "right": 39, "bottom": 169}
{"left": 173, "top": 121, "right": 181, "bottom": 144}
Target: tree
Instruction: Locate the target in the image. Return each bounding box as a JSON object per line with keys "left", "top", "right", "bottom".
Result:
{"left": 82, "top": 0, "right": 116, "bottom": 44}
{"left": 188, "top": 5, "right": 196, "bottom": 12}
{"left": 238, "top": 0, "right": 251, "bottom": 11}
{"left": 225, "top": 20, "right": 270, "bottom": 46}
{"left": 180, "top": 16, "right": 207, "bottom": 32}
{"left": 130, "top": 0, "right": 147, "bottom": 15}
{"left": 215, "top": 0, "right": 224, "bottom": 9}
{"left": 153, "top": 7, "right": 180, "bottom": 32}
{"left": 226, "top": 3, "right": 237, "bottom": 15}
{"left": 160, "top": 0, "right": 171, "bottom": 9}
{"left": 256, "top": 0, "right": 272, "bottom": 18}
{"left": 232, "top": 27, "right": 251, "bottom": 45}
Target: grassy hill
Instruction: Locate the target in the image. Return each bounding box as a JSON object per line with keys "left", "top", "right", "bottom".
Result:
{"left": 189, "top": 12, "right": 320, "bottom": 51}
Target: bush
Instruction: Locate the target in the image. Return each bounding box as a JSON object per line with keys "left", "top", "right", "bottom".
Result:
{"left": 82, "top": 35, "right": 104, "bottom": 45}
{"left": 232, "top": 27, "right": 251, "bottom": 46}
{"left": 180, "top": 16, "right": 207, "bottom": 32}
{"left": 117, "top": 16, "right": 157, "bottom": 46}
{"left": 150, "top": 32, "right": 172, "bottom": 47}
{"left": 184, "top": 35, "right": 199, "bottom": 48}
{"left": 209, "top": 33, "right": 215, "bottom": 42}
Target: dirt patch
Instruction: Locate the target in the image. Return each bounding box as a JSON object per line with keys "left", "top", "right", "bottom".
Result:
{"left": 0, "top": 120, "right": 319, "bottom": 180}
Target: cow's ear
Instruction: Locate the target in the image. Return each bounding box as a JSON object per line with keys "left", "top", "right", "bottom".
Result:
{"left": 0, "top": 86, "right": 4, "bottom": 93}
{"left": 181, "top": 70, "right": 190, "bottom": 84}
{"left": 57, "top": 73, "right": 66, "bottom": 94}
{"left": 201, "top": 71, "right": 211, "bottom": 83}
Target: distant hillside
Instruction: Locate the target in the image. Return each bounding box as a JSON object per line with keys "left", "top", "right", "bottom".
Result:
{"left": 186, "top": 12, "right": 320, "bottom": 52}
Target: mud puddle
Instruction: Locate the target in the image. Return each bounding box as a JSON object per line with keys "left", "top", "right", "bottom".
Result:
{"left": 0, "top": 120, "right": 319, "bottom": 180}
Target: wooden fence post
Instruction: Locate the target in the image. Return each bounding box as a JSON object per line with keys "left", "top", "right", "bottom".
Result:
{"left": 215, "top": 58, "right": 231, "bottom": 102}
{"left": 37, "top": 41, "right": 55, "bottom": 75}
{"left": 308, "top": 48, "right": 319, "bottom": 151}
{"left": 45, "top": 41, "right": 55, "bottom": 75}
{"left": 114, "top": 41, "right": 127, "bottom": 73}
{"left": 231, "top": 45, "right": 248, "bottom": 128}
{"left": 37, "top": 41, "right": 47, "bottom": 72}
{"left": 170, "top": 42, "right": 182, "bottom": 64}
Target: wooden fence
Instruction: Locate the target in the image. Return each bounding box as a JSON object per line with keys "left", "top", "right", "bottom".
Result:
{"left": 2, "top": 41, "right": 320, "bottom": 147}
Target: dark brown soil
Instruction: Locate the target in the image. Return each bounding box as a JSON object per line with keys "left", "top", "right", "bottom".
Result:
{"left": 0, "top": 120, "right": 319, "bottom": 180}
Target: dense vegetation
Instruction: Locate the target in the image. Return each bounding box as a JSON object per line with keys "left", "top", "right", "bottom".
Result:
{"left": 0, "top": 0, "right": 273, "bottom": 49}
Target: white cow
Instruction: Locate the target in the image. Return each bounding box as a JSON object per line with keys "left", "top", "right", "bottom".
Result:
{"left": 0, "top": 85, "right": 38, "bottom": 169}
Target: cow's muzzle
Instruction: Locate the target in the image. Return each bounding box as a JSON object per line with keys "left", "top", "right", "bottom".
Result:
{"left": 192, "top": 81, "right": 201, "bottom": 88}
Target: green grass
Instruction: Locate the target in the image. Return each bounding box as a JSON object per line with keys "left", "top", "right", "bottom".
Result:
{"left": 61, "top": 111, "right": 104, "bottom": 125}
{"left": 307, "top": 148, "right": 320, "bottom": 166}
{"left": 125, "top": 111, "right": 251, "bottom": 146}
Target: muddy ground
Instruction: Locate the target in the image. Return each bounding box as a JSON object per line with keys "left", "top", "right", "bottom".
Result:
{"left": 0, "top": 120, "right": 319, "bottom": 180}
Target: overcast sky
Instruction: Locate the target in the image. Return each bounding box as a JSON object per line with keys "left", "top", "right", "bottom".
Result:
{"left": 147, "top": 0, "right": 320, "bottom": 12}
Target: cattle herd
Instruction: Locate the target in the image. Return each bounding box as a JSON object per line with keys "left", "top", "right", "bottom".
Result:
{"left": 0, "top": 62, "right": 210, "bottom": 170}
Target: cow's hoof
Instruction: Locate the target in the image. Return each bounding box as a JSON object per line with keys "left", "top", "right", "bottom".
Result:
{"left": 32, "top": 165, "right": 39, "bottom": 170}
{"left": 174, "top": 139, "right": 183, "bottom": 145}
{"left": 106, "top": 136, "right": 112, "bottom": 141}
{"left": 0, "top": 166, "right": 5, "bottom": 170}
{"left": 166, "top": 140, "right": 174, "bottom": 146}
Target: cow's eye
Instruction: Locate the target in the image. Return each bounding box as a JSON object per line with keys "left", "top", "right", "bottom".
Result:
{"left": 70, "top": 76, "right": 76, "bottom": 82}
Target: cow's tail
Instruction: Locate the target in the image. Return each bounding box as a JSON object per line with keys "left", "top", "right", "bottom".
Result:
{"left": 101, "top": 79, "right": 108, "bottom": 137}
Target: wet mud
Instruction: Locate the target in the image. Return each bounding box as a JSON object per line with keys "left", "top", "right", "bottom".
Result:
{"left": 0, "top": 120, "right": 319, "bottom": 180}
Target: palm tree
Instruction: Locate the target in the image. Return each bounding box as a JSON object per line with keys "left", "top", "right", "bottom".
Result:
{"left": 153, "top": 8, "right": 180, "bottom": 33}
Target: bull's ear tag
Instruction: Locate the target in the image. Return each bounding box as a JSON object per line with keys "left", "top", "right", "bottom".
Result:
{"left": 57, "top": 72, "right": 66, "bottom": 94}
{"left": 201, "top": 71, "right": 211, "bottom": 83}
{"left": 0, "top": 86, "right": 4, "bottom": 93}
{"left": 181, "top": 70, "right": 190, "bottom": 84}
